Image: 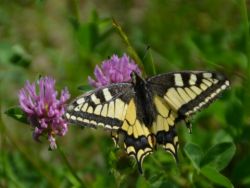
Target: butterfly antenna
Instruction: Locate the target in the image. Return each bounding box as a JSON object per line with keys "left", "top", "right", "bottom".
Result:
{"left": 142, "top": 45, "right": 151, "bottom": 62}
{"left": 142, "top": 45, "right": 156, "bottom": 75}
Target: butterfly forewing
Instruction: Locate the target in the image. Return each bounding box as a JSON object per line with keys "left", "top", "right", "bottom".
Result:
{"left": 66, "top": 83, "right": 133, "bottom": 130}
{"left": 148, "top": 71, "right": 230, "bottom": 117}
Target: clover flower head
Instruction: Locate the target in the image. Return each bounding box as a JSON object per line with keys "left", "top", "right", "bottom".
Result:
{"left": 88, "top": 53, "right": 141, "bottom": 88}
{"left": 18, "top": 76, "right": 70, "bottom": 149}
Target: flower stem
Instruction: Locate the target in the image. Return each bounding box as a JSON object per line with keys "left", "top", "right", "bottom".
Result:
{"left": 239, "top": 0, "right": 250, "bottom": 110}
{"left": 72, "top": 0, "right": 80, "bottom": 24}
{"left": 57, "top": 143, "right": 87, "bottom": 188}
{"left": 67, "top": 0, "right": 80, "bottom": 29}
{"left": 112, "top": 18, "right": 145, "bottom": 73}
{"left": 240, "top": 0, "right": 250, "bottom": 75}
{"left": 148, "top": 47, "right": 156, "bottom": 75}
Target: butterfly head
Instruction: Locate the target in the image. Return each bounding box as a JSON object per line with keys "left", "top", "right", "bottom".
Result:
{"left": 130, "top": 71, "right": 144, "bottom": 86}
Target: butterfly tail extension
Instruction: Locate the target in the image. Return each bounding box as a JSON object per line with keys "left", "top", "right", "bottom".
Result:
{"left": 123, "top": 134, "right": 154, "bottom": 174}
{"left": 162, "top": 128, "right": 179, "bottom": 163}
{"left": 154, "top": 126, "right": 179, "bottom": 162}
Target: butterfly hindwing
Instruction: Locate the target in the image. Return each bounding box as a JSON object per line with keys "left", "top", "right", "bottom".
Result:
{"left": 121, "top": 99, "right": 154, "bottom": 173}
{"left": 151, "top": 96, "right": 179, "bottom": 160}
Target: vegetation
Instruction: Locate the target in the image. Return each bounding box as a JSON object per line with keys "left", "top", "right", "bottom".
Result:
{"left": 1, "top": 0, "right": 250, "bottom": 187}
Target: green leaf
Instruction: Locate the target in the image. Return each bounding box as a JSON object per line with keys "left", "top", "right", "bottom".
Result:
{"left": 77, "top": 22, "right": 98, "bottom": 53}
{"left": 65, "top": 171, "right": 81, "bottom": 187}
{"left": 0, "top": 43, "right": 31, "bottom": 68}
{"left": 9, "top": 45, "right": 31, "bottom": 68}
{"left": 212, "top": 130, "right": 233, "bottom": 145}
{"left": 200, "top": 142, "right": 236, "bottom": 171}
{"left": 201, "top": 166, "right": 234, "bottom": 188}
{"left": 77, "top": 85, "right": 92, "bottom": 92}
{"left": 5, "top": 107, "right": 29, "bottom": 124}
{"left": 184, "top": 142, "right": 203, "bottom": 171}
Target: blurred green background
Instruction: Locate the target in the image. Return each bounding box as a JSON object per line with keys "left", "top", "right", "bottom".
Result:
{"left": 1, "top": 0, "right": 250, "bottom": 187}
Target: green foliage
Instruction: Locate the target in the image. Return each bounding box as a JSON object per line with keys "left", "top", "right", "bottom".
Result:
{"left": 1, "top": 0, "right": 250, "bottom": 187}
{"left": 184, "top": 142, "right": 236, "bottom": 187}
{"left": 77, "top": 84, "right": 92, "bottom": 92}
{"left": 5, "top": 107, "right": 28, "bottom": 124}
{"left": 200, "top": 142, "right": 236, "bottom": 171}
{"left": 200, "top": 166, "right": 233, "bottom": 188}
{"left": 0, "top": 43, "right": 31, "bottom": 68}
{"left": 184, "top": 143, "right": 203, "bottom": 171}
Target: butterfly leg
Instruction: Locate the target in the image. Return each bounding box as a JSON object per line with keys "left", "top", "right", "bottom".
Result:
{"left": 111, "top": 131, "right": 119, "bottom": 148}
{"left": 185, "top": 118, "right": 192, "bottom": 134}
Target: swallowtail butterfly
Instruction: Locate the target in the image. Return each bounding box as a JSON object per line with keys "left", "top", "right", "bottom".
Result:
{"left": 65, "top": 71, "right": 230, "bottom": 173}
